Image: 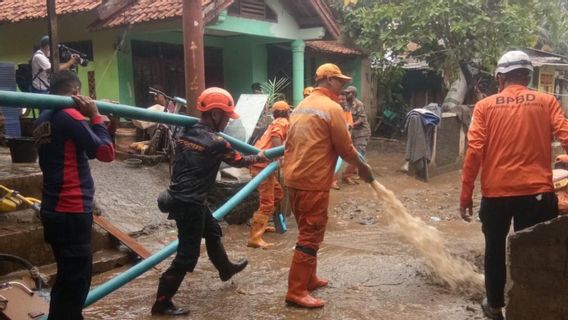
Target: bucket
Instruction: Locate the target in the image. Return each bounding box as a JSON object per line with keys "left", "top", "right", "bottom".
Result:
{"left": 115, "top": 128, "right": 137, "bottom": 152}
{"left": 7, "top": 137, "right": 37, "bottom": 163}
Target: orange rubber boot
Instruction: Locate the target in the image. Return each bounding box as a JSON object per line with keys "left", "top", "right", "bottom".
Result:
{"left": 285, "top": 251, "right": 325, "bottom": 308}
{"left": 308, "top": 259, "right": 328, "bottom": 291}
{"left": 247, "top": 213, "right": 274, "bottom": 249}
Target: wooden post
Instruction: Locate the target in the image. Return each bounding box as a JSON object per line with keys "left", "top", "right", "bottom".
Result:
{"left": 182, "top": 0, "right": 205, "bottom": 117}
{"left": 47, "top": 0, "right": 60, "bottom": 71}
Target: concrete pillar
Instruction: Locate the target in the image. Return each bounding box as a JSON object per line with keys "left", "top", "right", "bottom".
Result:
{"left": 291, "top": 39, "right": 305, "bottom": 106}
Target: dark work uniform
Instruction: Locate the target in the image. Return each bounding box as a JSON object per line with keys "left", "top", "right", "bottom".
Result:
{"left": 155, "top": 122, "right": 261, "bottom": 304}
{"left": 35, "top": 108, "right": 115, "bottom": 320}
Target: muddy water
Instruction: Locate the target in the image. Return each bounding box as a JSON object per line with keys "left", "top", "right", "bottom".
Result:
{"left": 84, "top": 140, "right": 486, "bottom": 319}
{"left": 370, "top": 180, "right": 484, "bottom": 294}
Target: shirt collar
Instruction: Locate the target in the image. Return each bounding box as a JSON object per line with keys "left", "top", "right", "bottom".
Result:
{"left": 313, "top": 87, "right": 340, "bottom": 102}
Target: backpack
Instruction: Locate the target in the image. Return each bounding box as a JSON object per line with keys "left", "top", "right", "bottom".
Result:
{"left": 15, "top": 62, "right": 32, "bottom": 92}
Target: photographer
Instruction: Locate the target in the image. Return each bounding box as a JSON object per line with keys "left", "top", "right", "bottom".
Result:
{"left": 31, "top": 35, "right": 79, "bottom": 93}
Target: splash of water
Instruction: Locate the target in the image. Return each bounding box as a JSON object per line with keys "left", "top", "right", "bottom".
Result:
{"left": 370, "top": 180, "right": 484, "bottom": 294}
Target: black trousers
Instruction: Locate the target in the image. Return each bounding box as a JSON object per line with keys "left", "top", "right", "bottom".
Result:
{"left": 41, "top": 210, "right": 93, "bottom": 320}
{"left": 156, "top": 203, "right": 223, "bottom": 302}
{"left": 479, "top": 192, "right": 558, "bottom": 308}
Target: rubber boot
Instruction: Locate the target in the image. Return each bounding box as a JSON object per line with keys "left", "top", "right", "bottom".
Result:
{"left": 285, "top": 251, "right": 325, "bottom": 308}
{"left": 207, "top": 238, "right": 248, "bottom": 281}
{"left": 247, "top": 213, "right": 274, "bottom": 249}
{"left": 152, "top": 270, "right": 190, "bottom": 315}
{"left": 308, "top": 259, "right": 328, "bottom": 291}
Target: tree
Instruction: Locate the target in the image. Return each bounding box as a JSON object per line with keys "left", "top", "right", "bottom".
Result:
{"left": 331, "top": 0, "right": 554, "bottom": 109}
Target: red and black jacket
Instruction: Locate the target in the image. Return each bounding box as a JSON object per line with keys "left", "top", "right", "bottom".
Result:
{"left": 35, "top": 108, "right": 115, "bottom": 214}
{"left": 168, "top": 122, "right": 261, "bottom": 205}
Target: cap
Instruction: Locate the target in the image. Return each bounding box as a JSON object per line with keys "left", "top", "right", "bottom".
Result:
{"left": 271, "top": 100, "right": 290, "bottom": 112}
{"left": 315, "top": 63, "right": 352, "bottom": 81}
{"left": 495, "top": 50, "right": 533, "bottom": 76}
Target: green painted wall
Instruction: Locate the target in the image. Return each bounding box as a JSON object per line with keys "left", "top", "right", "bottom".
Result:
{"left": 0, "top": 13, "right": 121, "bottom": 102}
{"left": 223, "top": 37, "right": 267, "bottom": 97}
{"left": 311, "top": 55, "right": 362, "bottom": 94}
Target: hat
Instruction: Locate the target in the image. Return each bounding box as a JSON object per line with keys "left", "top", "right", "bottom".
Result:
{"left": 495, "top": 50, "right": 533, "bottom": 76}
{"left": 315, "top": 63, "right": 352, "bottom": 81}
{"left": 271, "top": 101, "right": 290, "bottom": 112}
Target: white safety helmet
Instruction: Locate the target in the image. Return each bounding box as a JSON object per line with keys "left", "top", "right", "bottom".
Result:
{"left": 495, "top": 50, "right": 533, "bottom": 76}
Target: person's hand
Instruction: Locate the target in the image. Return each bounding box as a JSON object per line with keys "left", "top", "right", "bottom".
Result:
{"left": 71, "top": 54, "right": 81, "bottom": 64}
{"left": 357, "top": 162, "right": 374, "bottom": 183}
{"left": 257, "top": 150, "right": 269, "bottom": 162}
{"left": 460, "top": 205, "right": 474, "bottom": 222}
{"left": 72, "top": 95, "right": 100, "bottom": 119}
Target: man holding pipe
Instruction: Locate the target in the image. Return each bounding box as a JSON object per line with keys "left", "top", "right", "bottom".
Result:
{"left": 152, "top": 87, "right": 268, "bottom": 316}
{"left": 34, "top": 70, "right": 115, "bottom": 320}
{"left": 283, "top": 63, "right": 374, "bottom": 308}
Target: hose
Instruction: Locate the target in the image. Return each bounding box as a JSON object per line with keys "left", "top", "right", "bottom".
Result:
{"left": 0, "top": 254, "right": 45, "bottom": 290}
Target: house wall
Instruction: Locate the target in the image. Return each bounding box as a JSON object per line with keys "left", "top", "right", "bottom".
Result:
{"left": 0, "top": 13, "right": 121, "bottom": 102}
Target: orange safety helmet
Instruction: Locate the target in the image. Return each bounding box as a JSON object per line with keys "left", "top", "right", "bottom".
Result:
{"left": 197, "top": 87, "right": 239, "bottom": 119}
{"left": 271, "top": 100, "right": 290, "bottom": 112}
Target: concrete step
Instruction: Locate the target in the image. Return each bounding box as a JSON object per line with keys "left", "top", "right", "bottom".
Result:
{"left": 0, "top": 248, "right": 131, "bottom": 288}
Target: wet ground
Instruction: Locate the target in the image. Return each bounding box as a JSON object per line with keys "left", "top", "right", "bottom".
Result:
{"left": 84, "top": 139, "right": 487, "bottom": 320}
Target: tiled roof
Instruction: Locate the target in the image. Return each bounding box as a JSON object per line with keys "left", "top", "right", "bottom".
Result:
{"left": 0, "top": 0, "right": 101, "bottom": 23}
{"left": 91, "top": 0, "right": 234, "bottom": 29}
{"left": 306, "top": 41, "right": 363, "bottom": 56}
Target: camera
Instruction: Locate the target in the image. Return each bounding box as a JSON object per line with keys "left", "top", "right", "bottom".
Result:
{"left": 58, "top": 44, "right": 89, "bottom": 67}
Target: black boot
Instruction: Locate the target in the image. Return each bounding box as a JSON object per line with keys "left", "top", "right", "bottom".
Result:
{"left": 206, "top": 238, "right": 248, "bottom": 281}
{"left": 151, "top": 300, "right": 190, "bottom": 316}
{"left": 152, "top": 269, "right": 190, "bottom": 315}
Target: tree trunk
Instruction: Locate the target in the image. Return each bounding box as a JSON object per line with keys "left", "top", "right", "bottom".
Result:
{"left": 441, "top": 67, "right": 468, "bottom": 112}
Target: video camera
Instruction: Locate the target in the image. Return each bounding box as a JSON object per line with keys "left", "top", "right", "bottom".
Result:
{"left": 58, "top": 44, "right": 89, "bottom": 67}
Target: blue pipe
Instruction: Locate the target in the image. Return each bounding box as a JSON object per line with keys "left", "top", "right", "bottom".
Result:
{"left": 85, "top": 157, "right": 341, "bottom": 307}
{"left": 84, "top": 161, "right": 280, "bottom": 307}
{"left": 0, "top": 90, "right": 283, "bottom": 158}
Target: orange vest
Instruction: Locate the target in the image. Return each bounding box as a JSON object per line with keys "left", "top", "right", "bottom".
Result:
{"left": 462, "top": 84, "right": 568, "bottom": 204}
{"left": 283, "top": 87, "right": 358, "bottom": 191}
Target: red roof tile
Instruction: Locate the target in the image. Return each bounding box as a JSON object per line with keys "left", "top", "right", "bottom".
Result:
{"left": 0, "top": 0, "right": 101, "bottom": 23}
{"left": 306, "top": 40, "right": 363, "bottom": 56}
{"left": 91, "top": 0, "right": 234, "bottom": 30}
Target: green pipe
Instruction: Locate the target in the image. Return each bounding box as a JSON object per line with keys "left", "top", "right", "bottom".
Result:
{"left": 84, "top": 161, "right": 280, "bottom": 307}
{"left": 0, "top": 90, "right": 282, "bottom": 157}
{"left": 291, "top": 39, "right": 305, "bottom": 106}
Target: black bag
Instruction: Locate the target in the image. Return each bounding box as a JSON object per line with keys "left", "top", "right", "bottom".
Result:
{"left": 15, "top": 62, "right": 32, "bottom": 92}
{"left": 157, "top": 190, "right": 175, "bottom": 213}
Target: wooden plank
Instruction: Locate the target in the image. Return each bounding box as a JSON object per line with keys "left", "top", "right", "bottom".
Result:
{"left": 93, "top": 215, "right": 151, "bottom": 259}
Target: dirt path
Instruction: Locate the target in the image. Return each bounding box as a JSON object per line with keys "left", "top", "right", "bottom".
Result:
{"left": 84, "top": 139, "right": 487, "bottom": 320}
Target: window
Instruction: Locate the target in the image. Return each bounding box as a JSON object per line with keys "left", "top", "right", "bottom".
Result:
{"left": 228, "top": 0, "right": 277, "bottom": 22}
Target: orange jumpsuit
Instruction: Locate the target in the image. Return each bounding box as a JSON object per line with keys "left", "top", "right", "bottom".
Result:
{"left": 250, "top": 117, "right": 290, "bottom": 217}
{"left": 284, "top": 87, "right": 357, "bottom": 251}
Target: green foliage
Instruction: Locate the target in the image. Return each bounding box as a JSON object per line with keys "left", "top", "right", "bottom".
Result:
{"left": 535, "top": 0, "right": 568, "bottom": 55}
{"left": 339, "top": 0, "right": 545, "bottom": 79}
{"left": 260, "top": 77, "right": 290, "bottom": 108}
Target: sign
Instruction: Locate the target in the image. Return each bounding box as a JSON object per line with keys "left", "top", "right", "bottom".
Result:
{"left": 223, "top": 94, "right": 268, "bottom": 143}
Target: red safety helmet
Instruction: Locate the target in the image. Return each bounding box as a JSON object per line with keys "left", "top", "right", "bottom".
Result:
{"left": 197, "top": 87, "right": 239, "bottom": 119}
